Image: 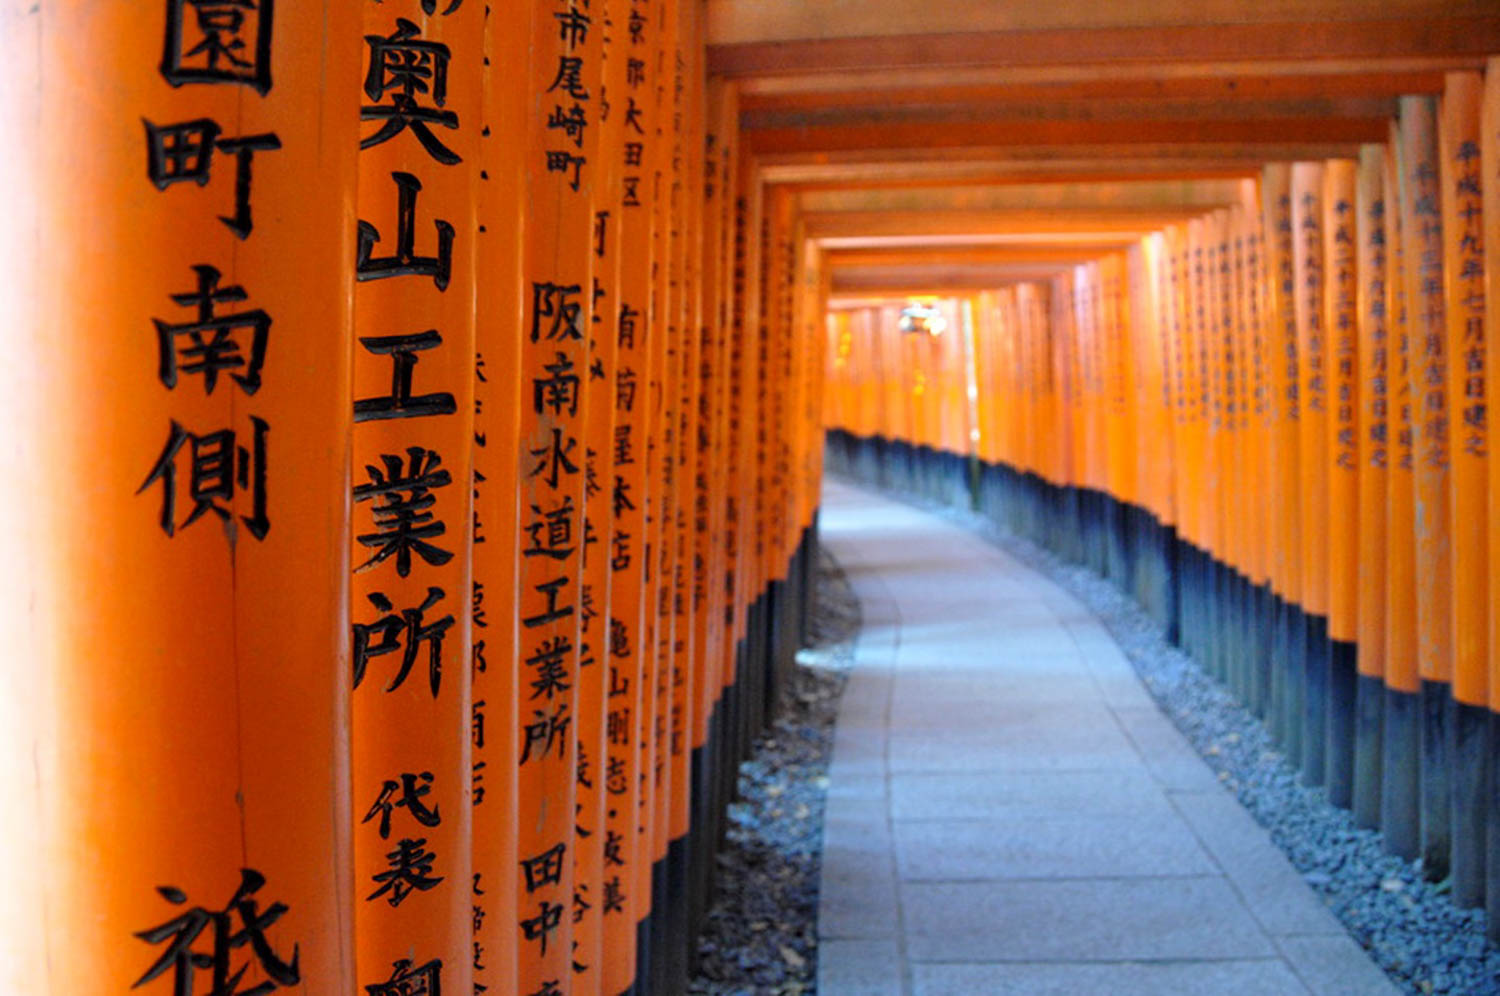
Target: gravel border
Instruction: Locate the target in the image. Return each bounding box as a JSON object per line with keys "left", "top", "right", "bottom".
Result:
{"left": 894, "top": 487, "right": 1500, "bottom": 996}
{"left": 688, "top": 547, "right": 860, "bottom": 996}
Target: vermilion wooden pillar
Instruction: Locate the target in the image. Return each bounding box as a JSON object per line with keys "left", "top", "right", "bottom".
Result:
{"left": 1291, "top": 161, "right": 1330, "bottom": 787}
{"left": 1354, "top": 143, "right": 1390, "bottom": 831}
{"left": 1483, "top": 56, "right": 1500, "bottom": 940}
{"left": 1323, "top": 158, "right": 1360, "bottom": 807}
{"left": 1440, "top": 70, "right": 1489, "bottom": 908}
{"left": 26, "top": 2, "right": 361, "bottom": 992}
{"left": 1399, "top": 96, "right": 1455, "bottom": 881}
{"left": 599, "top": 3, "right": 658, "bottom": 993}
{"left": 1263, "top": 165, "right": 1305, "bottom": 762}
{"left": 516, "top": 0, "right": 602, "bottom": 987}
{"left": 1383, "top": 127, "right": 1422, "bottom": 861}
{"left": 471, "top": 3, "right": 532, "bottom": 991}
{"left": 351, "top": 0, "right": 482, "bottom": 985}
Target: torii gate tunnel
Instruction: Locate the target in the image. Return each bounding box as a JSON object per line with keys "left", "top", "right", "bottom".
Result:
{"left": 3, "top": 2, "right": 1500, "bottom": 994}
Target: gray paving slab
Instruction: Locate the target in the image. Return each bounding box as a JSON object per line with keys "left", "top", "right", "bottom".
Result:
{"left": 911, "top": 960, "right": 1311, "bottom": 996}
{"left": 889, "top": 769, "right": 1175, "bottom": 822}
{"left": 818, "top": 940, "right": 905, "bottom": 995}
{"left": 1276, "top": 934, "right": 1403, "bottom": 995}
{"left": 814, "top": 481, "right": 1393, "bottom": 995}
{"left": 902, "top": 877, "right": 1278, "bottom": 962}
{"left": 893, "top": 811, "right": 1218, "bottom": 881}
{"left": 1170, "top": 789, "right": 1347, "bottom": 938}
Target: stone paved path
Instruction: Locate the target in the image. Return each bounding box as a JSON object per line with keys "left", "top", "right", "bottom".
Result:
{"left": 815, "top": 480, "right": 1398, "bottom": 996}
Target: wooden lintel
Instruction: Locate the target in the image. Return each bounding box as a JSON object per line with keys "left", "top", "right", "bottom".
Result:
{"left": 742, "top": 96, "right": 1400, "bottom": 131}
{"left": 734, "top": 56, "right": 1478, "bottom": 98}
{"left": 738, "top": 70, "right": 1446, "bottom": 113}
{"left": 803, "top": 208, "right": 1207, "bottom": 239}
{"left": 827, "top": 245, "right": 1129, "bottom": 268}
{"left": 746, "top": 116, "right": 1391, "bottom": 155}
{"left": 709, "top": 17, "right": 1500, "bottom": 77}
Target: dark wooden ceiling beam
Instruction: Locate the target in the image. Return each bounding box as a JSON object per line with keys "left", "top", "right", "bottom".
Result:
{"left": 709, "top": 17, "right": 1500, "bottom": 76}
{"left": 747, "top": 116, "right": 1389, "bottom": 155}
{"left": 738, "top": 70, "right": 1446, "bottom": 113}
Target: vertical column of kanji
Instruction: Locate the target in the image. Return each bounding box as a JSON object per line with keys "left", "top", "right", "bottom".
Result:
{"left": 1291, "top": 161, "right": 1329, "bottom": 786}
{"left": 644, "top": 0, "right": 682, "bottom": 978}
{"left": 695, "top": 83, "right": 737, "bottom": 889}
{"left": 1220, "top": 208, "right": 1244, "bottom": 686}
{"left": 1484, "top": 56, "right": 1500, "bottom": 938}
{"left": 518, "top": 0, "right": 602, "bottom": 989}
{"left": 763, "top": 188, "right": 793, "bottom": 581}
{"left": 471, "top": 4, "right": 530, "bottom": 992}
{"left": 1384, "top": 127, "right": 1422, "bottom": 860}
{"left": 1240, "top": 198, "right": 1266, "bottom": 706}
{"left": 1225, "top": 206, "right": 1248, "bottom": 691}
{"left": 1242, "top": 189, "right": 1275, "bottom": 717}
{"left": 1209, "top": 210, "right": 1234, "bottom": 685}
{"left": 1110, "top": 255, "right": 1138, "bottom": 592}
{"left": 36, "top": 2, "right": 361, "bottom": 992}
{"left": 1146, "top": 232, "right": 1179, "bottom": 634}
{"left": 811, "top": 246, "right": 835, "bottom": 502}
{"left": 733, "top": 160, "right": 768, "bottom": 757}
{"left": 714, "top": 96, "right": 745, "bottom": 765}
{"left": 1183, "top": 219, "right": 1209, "bottom": 661}
{"left": 352, "top": 0, "right": 482, "bottom": 987}
{"left": 1440, "top": 70, "right": 1489, "bottom": 909}
{"left": 1263, "top": 164, "right": 1305, "bottom": 762}
{"left": 1399, "top": 95, "right": 1455, "bottom": 880}
{"left": 602, "top": 2, "right": 657, "bottom": 990}
{"left": 663, "top": 5, "right": 704, "bottom": 948}
{"left": 1122, "top": 250, "right": 1144, "bottom": 587}
{"left": 570, "top": 2, "right": 629, "bottom": 988}
{"left": 1323, "top": 158, "right": 1360, "bottom": 807}
{"left": 686, "top": 72, "right": 725, "bottom": 946}
{"left": 1190, "top": 219, "right": 1215, "bottom": 670}
{"left": 1164, "top": 223, "right": 1192, "bottom": 604}
{"left": 1078, "top": 266, "right": 1102, "bottom": 567}
{"left": 623, "top": 0, "right": 664, "bottom": 972}
{"left": 1354, "top": 144, "right": 1391, "bottom": 832}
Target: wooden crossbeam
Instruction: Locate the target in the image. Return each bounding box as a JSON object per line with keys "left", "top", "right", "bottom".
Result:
{"left": 746, "top": 116, "right": 1390, "bottom": 155}
{"left": 743, "top": 96, "right": 1400, "bottom": 132}
{"left": 739, "top": 69, "right": 1448, "bottom": 113}
{"left": 709, "top": 17, "right": 1500, "bottom": 77}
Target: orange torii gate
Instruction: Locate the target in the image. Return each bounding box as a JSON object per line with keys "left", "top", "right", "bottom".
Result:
{"left": 8, "top": 4, "right": 1500, "bottom": 994}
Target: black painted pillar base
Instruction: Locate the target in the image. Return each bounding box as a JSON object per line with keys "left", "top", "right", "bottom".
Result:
{"left": 660, "top": 835, "right": 690, "bottom": 995}
{"left": 635, "top": 916, "right": 651, "bottom": 996}
{"left": 1381, "top": 685, "right": 1421, "bottom": 860}
{"left": 1450, "top": 699, "right": 1488, "bottom": 908}
{"left": 1419, "top": 680, "right": 1452, "bottom": 882}
{"left": 1325, "top": 638, "right": 1357, "bottom": 809}
{"left": 1485, "top": 712, "right": 1500, "bottom": 940}
{"left": 1352, "top": 672, "right": 1384, "bottom": 830}
{"left": 1302, "top": 613, "right": 1329, "bottom": 788}
{"left": 648, "top": 857, "right": 667, "bottom": 995}
{"left": 1285, "top": 605, "right": 1308, "bottom": 771}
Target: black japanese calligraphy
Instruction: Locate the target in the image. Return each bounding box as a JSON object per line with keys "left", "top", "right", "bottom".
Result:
{"left": 362, "top": 20, "right": 462, "bottom": 165}
{"left": 355, "top": 331, "right": 459, "bottom": 422}
{"left": 352, "top": 587, "right": 455, "bottom": 697}
{"left": 357, "top": 172, "right": 455, "bottom": 290}
{"left": 160, "top": 0, "right": 274, "bottom": 94}
{"left": 353, "top": 447, "right": 454, "bottom": 576}
{"left": 133, "top": 868, "right": 299, "bottom": 996}
{"left": 138, "top": 416, "right": 269, "bottom": 540}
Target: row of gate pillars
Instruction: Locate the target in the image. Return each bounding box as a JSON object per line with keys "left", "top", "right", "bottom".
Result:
{"left": 824, "top": 60, "right": 1500, "bottom": 943}
{"left": 0, "top": 1, "right": 833, "bottom": 993}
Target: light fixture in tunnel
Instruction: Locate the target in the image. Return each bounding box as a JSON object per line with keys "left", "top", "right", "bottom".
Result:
{"left": 898, "top": 301, "right": 946, "bottom": 337}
